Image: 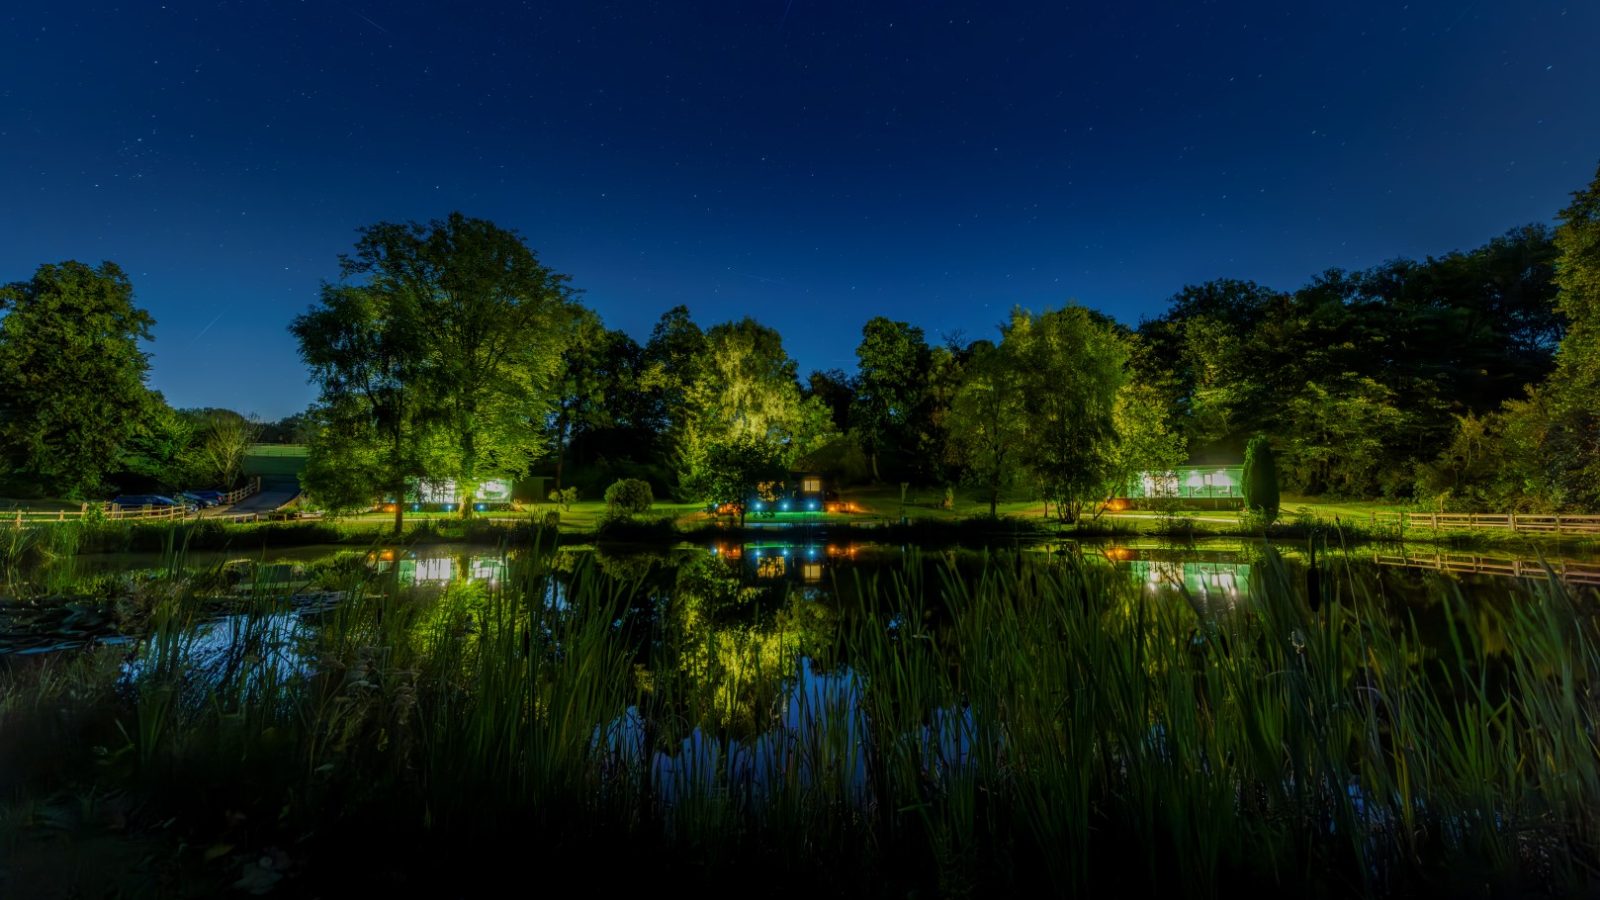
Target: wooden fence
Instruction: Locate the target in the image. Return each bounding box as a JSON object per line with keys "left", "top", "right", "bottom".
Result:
{"left": 1373, "top": 551, "right": 1600, "bottom": 587}
{"left": 4, "top": 477, "right": 263, "bottom": 527}
{"left": 1369, "top": 512, "right": 1600, "bottom": 536}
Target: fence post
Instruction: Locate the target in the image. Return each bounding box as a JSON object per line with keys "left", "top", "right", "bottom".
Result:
{"left": 1510, "top": 513, "right": 1517, "bottom": 532}
{"left": 1555, "top": 514, "right": 1562, "bottom": 534}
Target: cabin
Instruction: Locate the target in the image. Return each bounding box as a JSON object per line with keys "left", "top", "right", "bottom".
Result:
{"left": 380, "top": 478, "right": 517, "bottom": 513}
{"left": 744, "top": 472, "right": 836, "bottom": 515}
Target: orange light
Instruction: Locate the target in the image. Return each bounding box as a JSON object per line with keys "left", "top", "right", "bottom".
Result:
{"left": 1103, "top": 547, "right": 1134, "bottom": 561}
{"left": 1107, "top": 498, "right": 1129, "bottom": 512}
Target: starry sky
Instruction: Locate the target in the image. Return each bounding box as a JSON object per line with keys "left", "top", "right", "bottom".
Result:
{"left": 4, "top": 2, "right": 1598, "bottom": 419}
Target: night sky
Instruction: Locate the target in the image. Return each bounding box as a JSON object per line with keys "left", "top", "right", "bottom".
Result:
{"left": 4, "top": 2, "right": 1598, "bottom": 419}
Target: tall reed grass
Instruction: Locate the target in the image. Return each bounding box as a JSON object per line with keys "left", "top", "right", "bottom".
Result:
{"left": 1, "top": 543, "right": 1595, "bottom": 896}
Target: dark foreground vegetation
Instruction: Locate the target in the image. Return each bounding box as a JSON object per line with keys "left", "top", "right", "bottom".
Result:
{"left": 2, "top": 543, "right": 1596, "bottom": 897}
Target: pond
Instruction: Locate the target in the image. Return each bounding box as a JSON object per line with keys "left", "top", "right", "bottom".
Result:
{"left": 3, "top": 537, "right": 1598, "bottom": 894}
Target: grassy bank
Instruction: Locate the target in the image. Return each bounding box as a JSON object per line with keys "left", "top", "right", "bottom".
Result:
{"left": 2, "top": 546, "right": 1597, "bottom": 896}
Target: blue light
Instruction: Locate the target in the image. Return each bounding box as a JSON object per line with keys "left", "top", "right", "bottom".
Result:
{"left": 808, "top": 548, "right": 817, "bottom": 558}
{"left": 753, "top": 501, "right": 764, "bottom": 511}
{"left": 475, "top": 503, "right": 486, "bottom": 511}
{"left": 443, "top": 504, "right": 453, "bottom": 511}
{"left": 807, "top": 500, "right": 819, "bottom": 511}
{"left": 780, "top": 500, "right": 790, "bottom": 511}
{"left": 411, "top": 503, "right": 420, "bottom": 511}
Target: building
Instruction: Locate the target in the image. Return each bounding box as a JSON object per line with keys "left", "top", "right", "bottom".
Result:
{"left": 1123, "top": 464, "right": 1245, "bottom": 509}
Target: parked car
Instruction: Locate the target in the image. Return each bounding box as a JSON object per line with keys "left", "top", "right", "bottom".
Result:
{"left": 179, "top": 491, "right": 220, "bottom": 508}
{"left": 110, "top": 494, "right": 182, "bottom": 509}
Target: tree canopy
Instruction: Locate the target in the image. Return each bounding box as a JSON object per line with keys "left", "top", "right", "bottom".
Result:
{"left": 0, "top": 261, "right": 159, "bottom": 498}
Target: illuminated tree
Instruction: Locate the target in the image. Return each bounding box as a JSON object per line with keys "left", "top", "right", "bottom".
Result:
{"left": 1106, "top": 381, "right": 1187, "bottom": 513}
{"left": 689, "top": 433, "right": 788, "bottom": 526}
{"left": 1541, "top": 160, "right": 1600, "bottom": 507}
{"left": 180, "top": 408, "right": 263, "bottom": 489}
{"left": 945, "top": 340, "right": 1025, "bottom": 517}
{"left": 1279, "top": 376, "right": 1404, "bottom": 496}
{"left": 1005, "top": 306, "right": 1129, "bottom": 522}
{"left": 0, "top": 261, "right": 157, "bottom": 498}
{"left": 680, "top": 317, "right": 836, "bottom": 499}
{"left": 337, "top": 213, "right": 579, "bottom": 517}
{"left": 292, "top": 281, "right": 431, "bottom": 532}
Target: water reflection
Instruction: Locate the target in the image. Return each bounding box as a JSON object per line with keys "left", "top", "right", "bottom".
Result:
{"left": 367, "top": 548, "right": 507, "bottom": 586}
{"left": 709, "top": 541, "right": 857, "bottom": 584}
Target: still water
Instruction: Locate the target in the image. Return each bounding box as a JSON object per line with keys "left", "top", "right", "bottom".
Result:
{"left": 3, "top": 537, "right": 1596, "bottom": 658}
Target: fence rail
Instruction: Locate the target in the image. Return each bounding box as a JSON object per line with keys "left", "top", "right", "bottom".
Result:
{"left": 4, "top": 477, "right": 264, "bottom": 527}
{"left": 1369, "top": 512, "right": 1600, "bottom": 536}
{"left": 1373, "top": 551, "right": 1600, "bottom": 586}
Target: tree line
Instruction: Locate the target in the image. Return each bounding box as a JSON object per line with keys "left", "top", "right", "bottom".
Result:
{"left": 3, "top": 163, "right": 1597, "bottom": 516}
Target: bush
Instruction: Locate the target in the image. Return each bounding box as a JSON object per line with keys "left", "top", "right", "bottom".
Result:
{"left": 603, "top": 478, "right": 654, "bottom": 516}
{"left": 547, "top": 487, "right": 578, "bottom": 511}
{"left": 1241, "top": 434, "right": 1281, "bottom": 524}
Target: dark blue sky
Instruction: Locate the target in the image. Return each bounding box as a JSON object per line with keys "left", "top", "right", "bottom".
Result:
{"left": 5, "top": 2, "right": 1598, "bottom": 419}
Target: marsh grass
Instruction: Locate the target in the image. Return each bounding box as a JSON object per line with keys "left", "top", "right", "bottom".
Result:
{"left": 1, "top": 542, "right": 1596, "bottom": 896}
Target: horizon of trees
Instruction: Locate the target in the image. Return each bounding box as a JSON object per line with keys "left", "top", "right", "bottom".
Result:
{"left": 2, "top": 162, "right": 1597, "bottom": 515}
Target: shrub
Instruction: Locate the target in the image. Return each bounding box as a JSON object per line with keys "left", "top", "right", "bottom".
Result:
{"left": 1241, "top": 434, "right": 1280, "bottom": 524}
{"left": 603, "top": 478, "right": 654, "bottom": 516}
{"left": 547, "top": 487, "right": 578, "bottom": 511}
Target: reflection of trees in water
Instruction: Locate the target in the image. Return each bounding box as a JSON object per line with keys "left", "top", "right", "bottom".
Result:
{"left": 656, "top": 554, "right": 837, "bottom": 737}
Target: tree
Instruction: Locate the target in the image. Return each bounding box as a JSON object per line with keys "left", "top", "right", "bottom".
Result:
{"left": 805, "top": 368, "right": 855, "bottom": 434}
{"left": 691, "top": 433, "right": 788, "bottom": 527}
{"left": 180, "top": 408, "right": 262, "bottom": 488}
{"left": 0, "top": 261, "right": 156, "bottom": 498}
{"left": 118, "top": 397, "right": 194, "bottom": 490}
{"left": 945, "top": 341, "right": 1024, "bottom": 517}
{"left": 1005, "top": 306, "right": 1129, "bottom": 522}
{"left": 292, "top": 281, "right": 431, "bottom": 533}
{"left": 850, "top": 317, "right": 931, "bottom": 481}
{"left": 1241, "top": 434, "right": 1280, "bottom": 523}
{"left": 1279, "top": 377, "right": 1405, "bottom": 496}
{"left": 640, "top": 305, "right": 708, "bottom": 491}
{"left": 1106, "top": 381, "right": 1187, "bottom": 513}
{"left": 1540, "top": 160, "right": 1600, "bottom": 508}
{"left": 342, "top": 213, "right": 579, "bottom": 518}
{"left": 680, "top": 317, "right": 836, "bottom": 493}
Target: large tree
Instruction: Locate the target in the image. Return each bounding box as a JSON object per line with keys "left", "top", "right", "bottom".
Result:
{"left": 1540, "top": 161, "right": 1600, "bottom": 507}
{"left": 0, "top": 261, "right": 157, "bottom": 498}
{"left": 292, "top": 281, "right": 432, "bottom": 531}
{"left": 850, "top": 317, "right": 931, "bottom": 481}
{"left": 179, "top": 408, "right": 263, "bottom": 489}
{"left": 336, "top": 213, "right": 578, "bottom": 517}
{"left": 1005, "top": 306, "right": 1129, "bottom": 522}
{"left": 680, "top": 317, "right": 835, "bottom": 500}
{"left": 640, "top": 305, "right": 708, "bottom": 493}
{"left": 945, "top": 340, "right": 1025, "bottom": 517}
